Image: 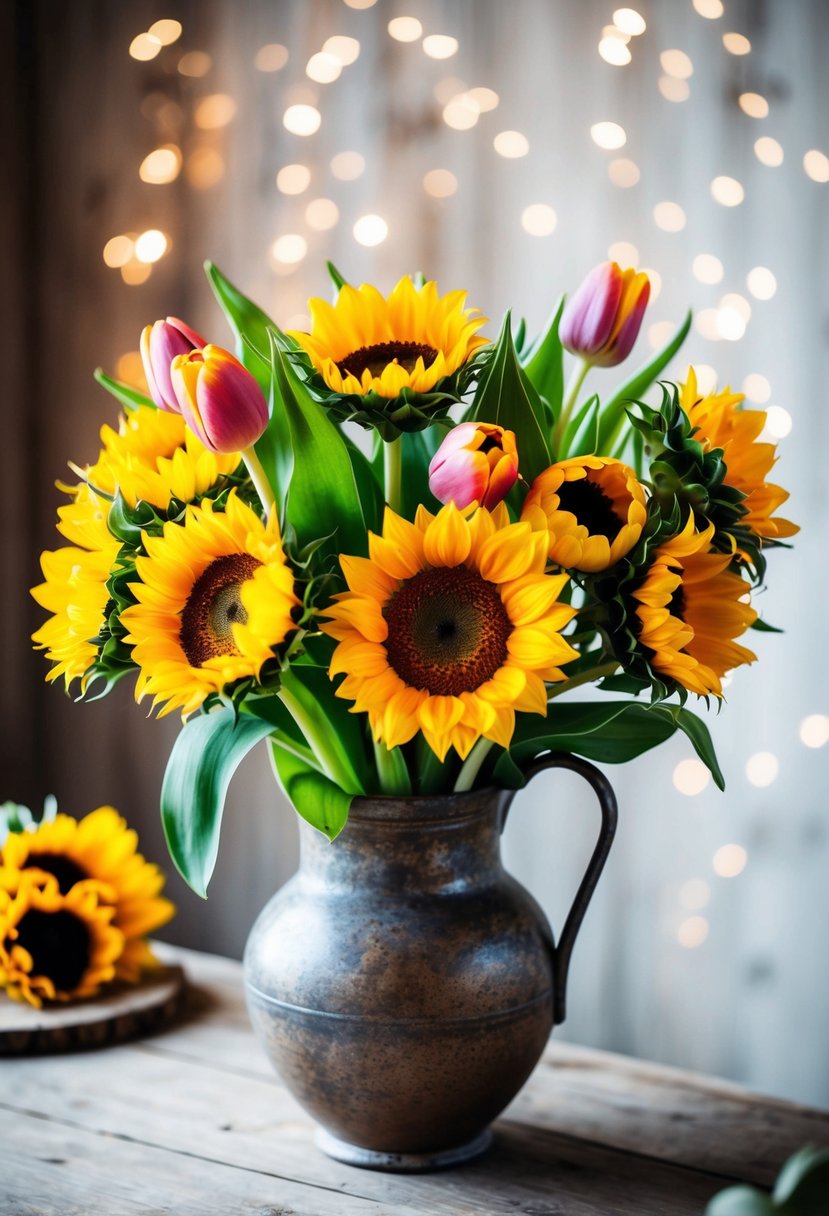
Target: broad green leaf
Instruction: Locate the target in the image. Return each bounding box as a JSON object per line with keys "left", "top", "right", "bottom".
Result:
{"left": 657, "top": 705, "right": 725, "bottom": 790}
{"left": 468, "top": 311, "right": 552, "bottom": 484}
{"left": 400, "top": 426, "right": 444, "bottom": 519}
{"left": 269, "top": 742, "right": 351, "bottom": 840}
{"left": 280, "top": 666, "right": 369, "bottom": 795}
{"left": 522, "top": 295, "right": 566, "bottom": 421}
{"left": 205, "top": 261, "right": 276, "bottom": 395}
{"left": 343, "top": 435, "right": 384, "bottom": 535}
{"left": 161, "top": 708, "right": 274, "bottom": 897}
{"left": 705, "top": 1186, "right": 776, "bottom": 1216}
{"left": 568, "top": 393, "right": 601, "bottom": 457}
{"left": 94, "top": 368, "right": 155, "bottom": 412}
{"left": 270, "top": 332, "right": 367, "bottom": 557}
{"left": 774, "top": 1147, "right": 829, "bottom": 1212}
{"left": 596, "top": 310, "right": 692, "bottom": 452}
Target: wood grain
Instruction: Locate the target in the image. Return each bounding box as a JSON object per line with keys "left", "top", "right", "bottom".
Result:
{"left": 3, "top": 946, "right": 827, "bottom": 1215}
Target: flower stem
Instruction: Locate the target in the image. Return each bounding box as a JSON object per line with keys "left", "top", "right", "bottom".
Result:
{"left": 552, "top": 360, "right": 591, "bottom": 456}
{"left": 546, "top": 661, "right": 620, "bottom": 700}
{"left": 453, "top": 738, "right": 495, "bottom": 793}
{"left": 372, "top": 739, "right": 413, "bottom": 796}
{"left": 242, "top": 445, "right": 275, "bottom": 519}
{"left": 384, "top": 436, "right": 403, "bottom": 514}
{"left": 278, "top": 671, "right": 364, "bottom": 794}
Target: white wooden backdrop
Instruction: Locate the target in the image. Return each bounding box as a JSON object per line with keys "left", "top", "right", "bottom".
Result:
{"left": 3, "top": 0, "right": 827, "bottom": 1106}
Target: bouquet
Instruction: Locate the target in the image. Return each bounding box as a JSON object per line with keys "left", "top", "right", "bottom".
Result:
{"left": 31, "top": 260, "right": 796, "bottom": 896}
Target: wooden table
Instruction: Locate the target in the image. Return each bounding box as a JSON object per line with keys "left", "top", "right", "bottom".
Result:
{"left": 2, "top": 946, "right": 827, "bottom": 1215}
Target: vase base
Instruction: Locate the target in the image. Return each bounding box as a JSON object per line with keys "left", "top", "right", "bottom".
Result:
{"left": 314, "top": 1126, "right": 494, "bottom": 1172}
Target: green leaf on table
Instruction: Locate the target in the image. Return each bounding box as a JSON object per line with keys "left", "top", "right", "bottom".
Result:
{"left": 269, "top": 744, "right": 352, "bottom": 840}
{"left": 522, "top": 295, "right": 566, "bottom": 423}
{"left": 705, "top": 1186, "right": 776, "bottom": 1216}
{"left": 270, "top": 331, "right": 368, "bottom": 557}
{"left": 774, "top": 1147, "right": 829, "bottom": 1212}
{"left": 94, "top": 369, "right": 155, "bottom": 412}
{"left": 468, "top": 311, "right": 552, "bottom": 484}
{"left": 161, "top": 708, "right": 274, "bottom": 898}
{"left": 596, "top": 310, "right": 692, "bottom": 452}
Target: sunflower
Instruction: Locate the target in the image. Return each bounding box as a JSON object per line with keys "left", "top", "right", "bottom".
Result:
{"left": 632, "top": 515, "right": 757, "bottom": 697}
{"left": 1, "top": 807, "right": 175, "bottom": 983}
{"left": 0, "top": 872, "right": 124, "bottom": 1007}
{"left": 523, "top": 456, "right": 648, "bottom": 573}
{"left": 31, "top": 534, "right": 118, "bottom": 690}
{"left": 322, "top": 502, "right": 579, "bottom": 761}
{"left": 121, "top": 491, "right": 299, "bottom": 717}
{"left": 288, "top": 277, "right": 488, "bottom": 436}
{"left": 679, "top": 368, "right": 797, "bottom": 543}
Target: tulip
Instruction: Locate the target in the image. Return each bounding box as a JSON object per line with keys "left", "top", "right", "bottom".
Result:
{"left": 140, "top": 317, "right": 207, "bottom": 411}
{"left": 559, "top": 262, "right": 650, "bottom": 368}
{"left": 428, "top": 422, "right": 519, "bottom": 510}
{"left": 170, "top": 345, "right": 269, "bottom": 454}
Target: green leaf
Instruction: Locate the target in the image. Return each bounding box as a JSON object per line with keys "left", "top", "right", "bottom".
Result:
{"left": 774, "top": 1147, "right": 829, "bottom": 1212}
{"left": 161, "top": 708, "right": 274, "bottom": 897}
{"left": 751, "top": 617, "right": 784, "bottom": 634}
{"left": 269, "top": 743, "right": 351, "bottom": 840}
{"left": 326, "top": 261, "right": 347, "bottom": 292}
{"left": 596, "top": 310, "right": 692, "bottom": 452}
{"left": 205, "top": 261, "right": 276, "bottom": 396}
{"left": 657, "top": 705, "right": 725, "bottom": 790}
{"left": 94, "top": 368, "right": 155, "bottom": 412}
{"left": 568, "top": 393, "right": 601, "bottom": 457}
{"left": 400, "top": 426, "right": 443, "bottom": 519}
{"left": 280, "top": 665, "right": 370, "bottom": 794}
{"left": 270, "top": 332, "right": 367, "bottom": 557}
{"left": 468, "top": 311, "right": 552, "bottom": 484}
{"left": 522, "top": 296, "right": 566, "bottom": 421}
{"left": 343, "top": 435, "right": 384, "bottom": 535}
{"left": 705, "top": 1186, "right": 776, "bottom": 1216}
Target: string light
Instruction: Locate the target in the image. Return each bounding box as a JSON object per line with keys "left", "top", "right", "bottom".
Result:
{"left": 693, "top": 253, "right": 724, "bottom": 284}
{"left": 747, "top": 267, "right": 777, "bottom": 300}
{"left": 679, "top": 878, "right": 710, "bottom": 910}
{"left": 800, "top": 714, "right": 829, "bottom": 749}
{"left": 271, "top": 234, "right": 308, "bottom": 266}
{"left": 306, "top": 52, "right": 342, "bottom": 83}
{"left": 331, "top": 150, "right": 365, "bottom": 179}
{"left": 742, "top": 373, "right": 771, "bottom": 403}
{"left": 591, "top": 121, "right": 627, "bottom": 149}
{"left": 467, "top": 87, "right": 499, "bottom": 112}
{"left": 659, "top": 77, "right": 690, "bottom": 102}
{"left": 323, "top": 36, "right": 360, "bottom": 65}
{"left": 745, "top": 751, "right": 779, "bottom": 788}
{"left": 712, "top": 844, "right": 748, "bottom": 878}
{"left": 423, "top": 35, "right": 459, "bottom": 59}
{"left": 134, "top": 229, "right": 169, "bottom": 264}
{"left": 195, "top": 94, "right": 237, "bottom": 130}
{"left": 660, "top": 49, "right": 693, "bottom": 78}
{"left": 255, "top": 44, "right": 288, "bottom": 72}
{"left": 613, "top": 8, "right": 646, "bottom": 36}
{"left": 711, "top": 175, "right": 745, "bottom": 206}
{"left": 443, "top": 94, "right": 480, "bottom": 130}
{"left": 121, "top": 262, "right": 152, "bottom": 286}
{"left": 102, "top": 235, "right": 135, "bottom": 268}
{"left": 723, "top": 32, "right": 751, "bottom": 54}
{"left": 803, "top": 150, "right": 829, "bottom": 182}
{"left": 720, "top": 293, "right": 751, "bottom": 323}
{"left": 353, "top": 214, "right": 388, "bottom": 246}
{"left": 755, "top": 137, "right": 784, "bottom": 167}
{"left": 283, "top": 104, "right": 321, "bottom": 136}
{"left": 148, "top": 19, "right": 182, "bottom": 46}
{"left": 276, "top": 164, "right": 311, "bottom": 194}
{"left": 762, "top": 406, "right": 793, "bottom": 439}
{"left": 178, "top": 51, "right": 211, "bottom": 77}
{"left": 344, "top": 0, "right": 376, "bottom": 8}
{"left": 608, "top": 240, "right": 639, "bottom": 264}
{"left": 608, "top": 158, "right": 640, "bottom": 187}
{"left": 129, "top": 33, "right": 162, "bottom": 62}
{"left": 739, "top": 92, "right": 769, "bottom": 118}
{"left": 693, "top": 0, "right": 723, "bottom": 17}
{"left": 139, "top": 145, "right": 182, "bottom": 184}
{"left": 521, "top": 204, "right": 557, "bottom": 235}
{"left": 673, "top": 758, "right": 710, "bottom": 796}
{"left": 653, "top": 201, "right": 686, "bottom": 232}
{"left": 599, "top": 37, "right": 632, "bottom": 67}
{"left": 678, "top": 916, "right": 709, "bottom": 948}
{"left": 388, "top": 17, "right": 422, "bottom": 42}
{"left": 305, "top": 198, "right": 340, "bottom": 230}
{"left": 493, "top": 130, "right": 529, "bottom": 158}
{"left": 423, "top": 169, "right": 459, "bottom": 198}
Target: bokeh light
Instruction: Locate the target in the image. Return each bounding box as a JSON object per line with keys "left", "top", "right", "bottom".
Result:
{"left": 134, "top": 229, "right": 168, "bottom": 264}
{"left": 745, "top": 751, "right": 779, "bottom": 788}
{"left": 739, "top": 92, "right": 769, "bottom": 118}
{"left": 673, "top": 758, "right": 710, "bottom": 796}
{"left": 723, "top": 32, "right": 751, "bottom": 54}
{"left": 178, "top": 51, "right": 212, "bottom": 77}
{"left": 693, "top": 253, "right": 724, "bottom": 284}
{"left": 305, "top": 198, "right": 340, "bottom": 230}
{"left": 678, "top": 916, "right": 709, "bottom": 948}
{"left": 306, "top": 52, "right": 342, "bottom": 83}
{"left": 613, "top": 8, "right": 647, "bottom": 36}
{"left": 711, "top": 175, "right": 745, "bottom": 206}
{"left": 443, "top": 94, "right": 480, "bottom": 130}
{"left": 803, "top": 150, "right": 829, "bottom": 182}
{"left": 353, "top": 214, "right": 388, "bottom": 246}
{"left": 129, "top": 33, "right": 162, "bottom": 62}
{"left": 139, "top": 145, "right": 182, "bottom": 184}
{"left": 800, "top": 714, "right": 829, "bottom": 749}
{"left": 713, "top": 844, "right": 748, "bottom": 878}
{"left": 660, "top": 49, "right": 693, "bottom": 78}
{"left": 276, "top": 163, "right": 311, "bottom": 194}
{"left": 494, "top": 130, "right": 529, "bottom": 158}
{"left": 331, "top": 150, "right": 365, "bottom": 179}
{"left": 659, "top": 77, "right": 690, "bottom": 102}
{"left": 608, "top": 240, "right": 639, "bottom": 264}
{"left": 747, "top": 267, "right": 777, "bottom": 300}
{"left": 521, "top": 204, "right": 557, "bottom": 235}
{"left": 679, "top": 878, "right": 711, "bottom": 910}
{"left": 255, "top": 43, "right": 288, "bottom": 72}
{"left": 423, "top": 168, "right": 459, "bottom": 198}
{"left": 755, "top": 137, "right": 784, "bottom": 167}
{"left": 467, "top": 86, "right": 499, "bottom": 112}
{"left": 762, "top": 406, "right": 793, "bottom": 439}
{"left": 186, "top": 147, "right": 225, "bottom": 189}
{"left": 148, "top": 19, "right": 181, "bottom": 46}
{"left": 608, "top": 158, "right": 640, "bottom": 187}
{"left": 388, "top": 16, "right": 422, "bottom": 42}
{"left": 599, "top": 37, "right": 632, "bottom": 67}
{"left": 283, "top": 104, "right": 321, "bottom": 136}
{"left": 323, "top": 36, "right": 361, "bottom": 65}
{"left": 654, "top": 201, "right": 686, "bottom": 231}
{"left": 742, "top": 373, "right": 771, "bottom": 403}
{"left": 271, "top": 234, "right": 308, "bottom": 266}
{"left": 693, "top": 0, "right": 723, "bottom": 16}
{"left": 423, "top": 35, "right": 459, "bottom": 59}
{"left": 195, "top": 94, "right": 237, "bottom": 130}
{"left": 591, "top": 121, "right": 627, "bottom": 149}
{"left": 102, "top": 235, "right": 134, "bottom": 268}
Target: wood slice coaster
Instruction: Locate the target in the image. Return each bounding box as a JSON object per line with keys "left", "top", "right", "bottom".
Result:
{"left": 0, "top": 963, "right": 186, "bottom": 1055}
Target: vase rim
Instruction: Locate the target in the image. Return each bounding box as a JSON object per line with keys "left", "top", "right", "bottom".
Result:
{"left": 347, "top": 784, "right": 511, "bottom": 825}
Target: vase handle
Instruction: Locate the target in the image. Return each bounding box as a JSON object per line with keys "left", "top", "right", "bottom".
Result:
{"left": 518, "top": 752, "right": 618, "bottom": 1026}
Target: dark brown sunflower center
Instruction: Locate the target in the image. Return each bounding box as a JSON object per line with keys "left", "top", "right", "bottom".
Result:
{"left": 337, "top": 341, "right": 438, "bottom": 381}
{"left": 15, "top": 908, "right": 91, "bottom": 993}
{"left": 383, "top": 566, "right": 511, "bottom": 696}
{"left": 23, "top": 854, "right": 87, "bottom": 895}
{"left": 179, "top": 553, "right": 262, "bottom": 667}
{"left": 556, "top": 479, "right": 624, "bottom": 540}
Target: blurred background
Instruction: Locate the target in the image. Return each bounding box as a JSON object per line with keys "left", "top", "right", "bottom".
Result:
{"left": 3, "top": 0, "right": 827, "bottom": 1105}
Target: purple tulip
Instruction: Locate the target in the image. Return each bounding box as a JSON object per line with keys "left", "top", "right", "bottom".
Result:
{"left": 140, "top": 317, "right": 207, "bottom": 411}
{"left": 560, "top": 262, "right": 650, "bottom": 368}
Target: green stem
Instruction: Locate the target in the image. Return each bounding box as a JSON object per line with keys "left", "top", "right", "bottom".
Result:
{"left": 453, "top": 738, "right": 495, "bottom": 793}
{"left": 547, "top": 662, "right": 620, "bottom": 700}
{"left": 551, "top": 359, "right": 591, "bottom": 455}
{"left": 384, "top": 436, "right": 403, "bottom": 514}
{"left": 243, "top": 445, "right": 275, "bottom": 519}
{"left": 372, "top": 739, "right": 413, "bottom": 796}
{"left": 278, "top": 671, "right": 364, "bottom": 793}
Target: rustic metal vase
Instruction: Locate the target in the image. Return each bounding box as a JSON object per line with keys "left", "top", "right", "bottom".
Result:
{"left": 244, "top": 753, "right": 617, "bottom": 1172}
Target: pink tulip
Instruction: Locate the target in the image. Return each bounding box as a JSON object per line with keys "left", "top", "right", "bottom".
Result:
{"left": 170, "top": 345, "right": 269, "bottom": 454}
{"left": 560, "top": 262, "right": 650, "bottom": 368}
{"left": 140, "top": 317, "right": 207, "bottom": 411}
{"left": 429, "top": 422, "right": 519, "bottom": 510}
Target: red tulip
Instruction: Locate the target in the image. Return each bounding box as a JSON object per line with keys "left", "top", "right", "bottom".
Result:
{"left": 140, "top": 317, "right": 207, "bottom": 411}
{"left": 560, "top": 262, "right": 650, "bottom": 368}
{"left": 429, "top": 422, "right": 519, "bottom": 510}
{"left": 170, "top": 345, "right": 269, "bottom": 454}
